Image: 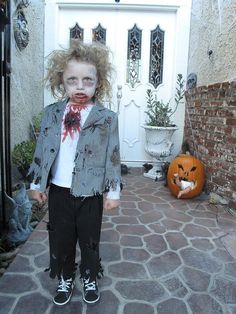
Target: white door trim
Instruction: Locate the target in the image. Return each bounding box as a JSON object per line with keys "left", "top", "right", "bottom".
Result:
{"left": 56, "top": 3, "right": 179, "bottom": 12}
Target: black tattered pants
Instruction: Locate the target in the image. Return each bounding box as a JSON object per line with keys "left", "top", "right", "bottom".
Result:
{"left": 47, "top": 184, "right": 103, "bottom": 280}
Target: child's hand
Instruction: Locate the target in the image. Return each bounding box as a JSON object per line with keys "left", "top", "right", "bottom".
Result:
{"left": 104, "top": 199, "right": 120, "bottom": 210}
{"left": 28, "top": 190, "right": 47, "bottom": 205}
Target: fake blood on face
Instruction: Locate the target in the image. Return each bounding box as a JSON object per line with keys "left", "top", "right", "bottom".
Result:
{"left": 72, "top": 93, "right": 90, "bottom": 104}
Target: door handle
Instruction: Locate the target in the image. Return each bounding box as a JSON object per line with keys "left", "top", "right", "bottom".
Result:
{"left": 116, "top": 84, "right": 122, "bottom": 114}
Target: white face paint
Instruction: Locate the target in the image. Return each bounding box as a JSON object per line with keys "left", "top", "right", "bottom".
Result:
{"left": 63, "top": 60, "right": 98, "bottom": 105}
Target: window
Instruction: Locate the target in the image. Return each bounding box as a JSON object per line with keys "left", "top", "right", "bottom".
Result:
{"left": 126, "top": 24, "right": 142, "bottom": 89}
{"left": 92, "top": 23, "right": 106, "bottom": 45}
{"left": 149, "top": 25, "right": 164, "bottom": 89}
{"left": 70, "top": 23, "right": 84, "bottom": 44}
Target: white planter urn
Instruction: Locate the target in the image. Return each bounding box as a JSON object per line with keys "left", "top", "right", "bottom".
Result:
{"left": 142, "top": 125, "right": 178, "bottom": 180}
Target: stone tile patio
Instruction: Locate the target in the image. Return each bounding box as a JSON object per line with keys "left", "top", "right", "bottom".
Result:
{"left": 0, "top": 170, "right": 236, "bottom": 314}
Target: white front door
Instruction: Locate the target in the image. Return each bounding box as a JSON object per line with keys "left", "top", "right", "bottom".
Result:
{"left": 44, "top": 1, "right": 191, "bottom": 166}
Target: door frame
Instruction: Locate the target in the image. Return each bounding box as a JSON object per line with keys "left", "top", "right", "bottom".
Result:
{"left": 44, "top": 0, "right": 191, "bottom": 165}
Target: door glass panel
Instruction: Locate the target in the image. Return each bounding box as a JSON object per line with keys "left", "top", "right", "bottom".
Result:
{"left": 70, "top": 22, "right": 84, "bottom": 44}
{"left": 149, "top": 25, "right": 164, "bottom": 89}
{"left": 92, "top": 23, "right": 106, "bottom": 45}
{"left": 126, "top": 24, "right": 142, "bottom": 89}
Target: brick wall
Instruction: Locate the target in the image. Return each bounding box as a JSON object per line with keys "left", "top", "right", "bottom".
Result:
{"left": 184, "top": 81, "right": 236, "bottom": 209}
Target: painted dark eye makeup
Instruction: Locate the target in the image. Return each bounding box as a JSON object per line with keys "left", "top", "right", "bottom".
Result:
{"left": 83, "top": 77, "right": 96, "bottom": 86}
{"left": 66, "top": 77, "right": 77, "bottom": 85}
{"left": 65, "top": 76, "right": 96, "bottom": 87}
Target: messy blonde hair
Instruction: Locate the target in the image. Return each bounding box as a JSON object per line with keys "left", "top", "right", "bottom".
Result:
{"left": 45, "top": 40, "right": 114, "bottom": 102}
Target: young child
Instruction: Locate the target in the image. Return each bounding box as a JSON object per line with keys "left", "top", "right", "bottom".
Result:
{"left": 28, "top": 41, "right": 121, "bottom": 306}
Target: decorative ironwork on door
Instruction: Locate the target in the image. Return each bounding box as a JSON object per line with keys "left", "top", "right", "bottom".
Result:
{"left": 126, "top": 24, "right": 142, "bottom": 89}
{"left": 92, "top": 23, "right": 106, "bottom": 45}
{"left": 70, "top": 23, "right": 84, "bottom": 44}
{"left": 149, "top": 25, "right": 164, "bottom": 89}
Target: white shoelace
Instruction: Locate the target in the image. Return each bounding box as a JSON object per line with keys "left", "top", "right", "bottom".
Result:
{"left": 84, "top": 278, "right": 96, "bottom": 291}
{"left": 57, "top": 278, "right": 73, "bottom": 292}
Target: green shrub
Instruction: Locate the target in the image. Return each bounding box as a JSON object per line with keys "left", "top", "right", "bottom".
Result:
{"left": 12, "top": 111, "right": 42, "bottom": 181}
{"left": 12, "top": 140, "right": 36, "bottom": 181}
{"left": 31, "top": 111, "right": 43, "bottom": 139}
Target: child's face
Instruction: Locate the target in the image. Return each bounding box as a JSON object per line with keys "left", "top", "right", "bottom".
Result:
{"left": 63, "top": 60, "right": 98, "bottom": 104}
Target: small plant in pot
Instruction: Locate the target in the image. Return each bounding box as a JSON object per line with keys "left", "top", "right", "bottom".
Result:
{"left": 143, "top": 74, "right": 185, "bottom": 180}
{"left": 145, "top": 73, "right": 185, "bottom": 127}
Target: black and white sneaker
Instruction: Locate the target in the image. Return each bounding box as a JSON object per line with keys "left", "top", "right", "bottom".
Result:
{"left": 53, "top": 277, "right": 74, "bottom": 306}
{"left": 82, "top": 276, "right": 100, "bottom": 304}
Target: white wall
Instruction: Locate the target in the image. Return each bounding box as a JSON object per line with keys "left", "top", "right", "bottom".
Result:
{"left": 187, "top": 0, "right": 236, "bottom": 85}
{"left": 11, "top": 0, "right": 45, "bottom": 148}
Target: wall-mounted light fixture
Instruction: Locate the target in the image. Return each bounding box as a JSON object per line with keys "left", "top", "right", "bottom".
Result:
{"left": 13, "top": 8, "right": 29, "bottom": 50}
{"left": 207, "top": 49, "right": 213, "bottom": 62}
{"left": 208, "top": 50, "right": 213, "bottom": 57}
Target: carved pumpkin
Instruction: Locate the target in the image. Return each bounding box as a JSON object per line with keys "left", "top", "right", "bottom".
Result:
{"left": 167, "top": 154, "right": 205, "bottom": 199}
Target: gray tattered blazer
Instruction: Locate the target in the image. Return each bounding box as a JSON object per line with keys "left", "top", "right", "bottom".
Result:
{"left": 28, "top": 99, "right": 121, "bottom": 197}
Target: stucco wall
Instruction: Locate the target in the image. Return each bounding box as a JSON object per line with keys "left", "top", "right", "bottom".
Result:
{"left": 11, "top": 0, "right": 45, "bottom": 148}
{"left": 187, "top": 0, "right": 236, "bottom": 85}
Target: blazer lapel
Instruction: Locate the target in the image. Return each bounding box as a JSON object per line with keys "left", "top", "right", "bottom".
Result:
{"left": 46, "top": 99, "right": 67, "bottom": 152}
{"left": 82, "top": 104, "right": 106, "bottom": 129}
{"left": 50, "top": 99, "right": 67, "bottom": 130}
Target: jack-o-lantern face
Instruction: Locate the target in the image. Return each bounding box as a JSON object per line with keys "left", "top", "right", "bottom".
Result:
{"left": 177, "top": 163, "right": 197, "bottom": 182}
{"left": 167, "top": 154, "right": 205, "bottom": 199}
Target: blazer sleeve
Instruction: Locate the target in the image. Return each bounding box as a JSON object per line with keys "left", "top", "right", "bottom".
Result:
{"left": 104, "top": 112, "right": 122, "bottom": 193}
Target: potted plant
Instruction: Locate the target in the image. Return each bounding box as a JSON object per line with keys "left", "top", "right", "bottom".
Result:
{"left": 142, "top": 74, "right": 185, "bottom": 180}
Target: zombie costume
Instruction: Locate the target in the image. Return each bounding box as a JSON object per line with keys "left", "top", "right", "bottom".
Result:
{"left": 28, "top": 99, "right": 121, "bottom": 281}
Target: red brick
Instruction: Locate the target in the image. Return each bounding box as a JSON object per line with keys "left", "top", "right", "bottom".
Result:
{"left": 209, "top": 134, "right": 225, "bottom": 142}
{"left": 229, "top": 201, "right": 236, "bottom": 210}
{"left": 196, "top": 86, "right": 208, "bottom": 93}
{"left": 211, "top": 175, "right": 229, "bottom": 186}
{"left": 224, "top": 173, "right": 236, "bottom": 182}
{"left": 221, "top": 82, "right": 230, "bottom": 89}
{"left": 226, "top": 118, "right": 236, "bottom": 125}
{"left": 215, "top": 126, "right": 233, "bottom": 135}
{"left": 207, "top": 117, "right": 226, "bottom": 125}
{"left": 218, "top": 110, "right": 234, "bottom": 117}
{"left": 208, "top": 101, "right": 223, "bottom": 107}
{"left": 227, "top": 137, "right": 236, "bottom": 144}
{"left": 228, "top": 100, "right": 236, "bottom": 106}
{"left": 207, "top": 91, "right": 219, "bottom": 99}
{"left": 194, "top": 100, "right": 201, "bottom": 107}
{"left": 208, "top": 83, "right": 221, "bottom": 90}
